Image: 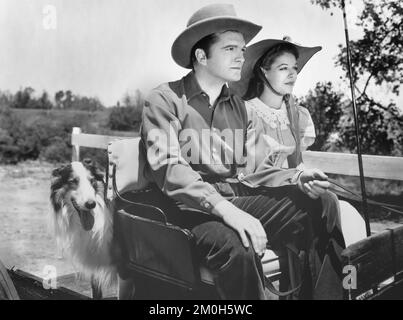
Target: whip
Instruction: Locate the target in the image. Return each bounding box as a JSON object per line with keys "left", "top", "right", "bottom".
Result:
{"left": 341, "top": 0, "right": 371, "bottom": 236}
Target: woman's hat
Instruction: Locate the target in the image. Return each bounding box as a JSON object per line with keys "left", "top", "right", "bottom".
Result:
{"left": 171, "top": 4, "right": 262, "bottom": 69}
{"left": 231, "top": 37, "right": 322, "bottom": 97}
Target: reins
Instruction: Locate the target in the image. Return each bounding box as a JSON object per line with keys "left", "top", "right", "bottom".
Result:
{"left": 328, "top": 178, "right": 403, "bottom": 216}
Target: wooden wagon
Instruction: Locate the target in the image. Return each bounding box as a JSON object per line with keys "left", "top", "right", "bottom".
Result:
{"left": 2, "top": 127, "right": 403, "bottom": 300}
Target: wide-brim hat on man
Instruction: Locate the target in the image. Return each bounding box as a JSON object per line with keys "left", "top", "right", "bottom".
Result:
{"left": 231, "top": 37, "right": 322, "bottom": 98}
{"left": 171, "top": 3, "right": 262, "bottom": 69}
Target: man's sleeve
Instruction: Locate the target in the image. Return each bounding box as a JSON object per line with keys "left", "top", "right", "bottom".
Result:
{"left": 141, "top": 89, "right": 225, "bottom": 213}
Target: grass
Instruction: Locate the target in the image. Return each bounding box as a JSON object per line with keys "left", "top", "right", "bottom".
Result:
{"left": 11, "top": 108, "right": 111, "bottom": 131}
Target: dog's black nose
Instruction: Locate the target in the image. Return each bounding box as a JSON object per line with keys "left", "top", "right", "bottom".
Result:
{"left": 85, "top": 200, "right": 96, "bottom": 210}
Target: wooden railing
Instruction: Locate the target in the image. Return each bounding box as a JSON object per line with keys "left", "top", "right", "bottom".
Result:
{"left": 303, "top": 151, "right": 403, "bottom": 181}
{"left": 71, "top": 127, "right": 403, "bottom": 181}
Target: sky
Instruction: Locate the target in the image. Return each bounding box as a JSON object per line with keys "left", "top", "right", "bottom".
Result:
{"left": 1, "top": 0, "right": 401, "bottom": 108}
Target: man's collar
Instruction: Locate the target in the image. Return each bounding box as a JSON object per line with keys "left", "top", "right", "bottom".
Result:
{"left": 184, "top": 71, "right": 232, "bottom": 104}
{"left": 184, "top": 71, "right": 204, "bottom": 102}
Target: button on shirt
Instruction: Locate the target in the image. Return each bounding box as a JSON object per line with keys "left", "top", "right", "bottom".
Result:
{"left": 141, "top": 71, "right": 301, "bottom": 214}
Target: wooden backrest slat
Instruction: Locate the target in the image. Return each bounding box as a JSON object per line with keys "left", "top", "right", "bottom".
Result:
{"left": 303, "top": 151, "right": 403, "bottom": 181}
{"left": 71, "top": 127, "right": 403, "bottom": 181}
{"left": 71, "top": 133, "right": 127, "bottom": 150}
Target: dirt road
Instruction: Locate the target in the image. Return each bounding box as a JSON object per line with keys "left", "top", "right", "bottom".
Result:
{"left": 0, "top": 161, "right": 74, "bottom": 274}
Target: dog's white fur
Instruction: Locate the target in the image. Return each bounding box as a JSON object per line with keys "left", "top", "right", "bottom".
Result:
{"left": 50, "top": 162, "right": 116, "bottom": 288}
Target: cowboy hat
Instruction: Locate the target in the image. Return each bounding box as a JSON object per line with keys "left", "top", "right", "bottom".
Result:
{"left": 231, "top": 37, "right": 322, "bottom": 98}
{"left": 171, "top": 4, "right": 262, "bottom": 69}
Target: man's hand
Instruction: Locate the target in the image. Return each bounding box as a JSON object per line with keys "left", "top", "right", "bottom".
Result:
{"left": 298, "top": 168, "right": 330, "bottom": 199}
{"left": 212, "top": 200, "right": 267, "bottom": 256}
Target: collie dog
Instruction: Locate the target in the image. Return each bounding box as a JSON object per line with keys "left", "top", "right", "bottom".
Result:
{"left": 50, "top": 160, "right": 116, "bottom": 288}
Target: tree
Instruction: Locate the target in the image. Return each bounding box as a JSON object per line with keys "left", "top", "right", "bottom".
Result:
{"left": 0, "top": 90, "right": 13, "bottom": 110}
{"left": 64, "top": 90, "right": 74, "bottom": 109}
{"left": 338, "top": 100, "right": 402, "bottom": 156}
{"left": 38, "top": 91, "right": 54, "bottom": 110}
{"left": 299, "top": 82, "right": 344, "bottom": 151}
{"left": 12, "top": 87, "right": 35, "bottom": 109}
{"left": 54, "top": 90, "right": 104, "bottom": 111}
{"left": 55, "top": 91, "right": 64, "bottom": 108}
{"left": 310, "top": 0, "right": 403, "bottom": 155}
{"left": 11, "top": 88, "right": 54, "bottom": 110}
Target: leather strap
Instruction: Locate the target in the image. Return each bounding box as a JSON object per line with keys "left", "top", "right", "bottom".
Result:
{"left": 264, "top": 249, "right": 304, "bottom": 298}
{"left": 0, "top": 261, "right": 20, "bottom": 300}
{"left": 264, "top": 275, "right": 302, "bottom": 297}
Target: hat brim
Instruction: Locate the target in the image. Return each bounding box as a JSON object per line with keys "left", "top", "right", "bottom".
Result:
{"left": 230, "top": 39, "right": 322, "bottom": 98}
{"left": 172, "top": 17, "right": 262, "bottom": 69}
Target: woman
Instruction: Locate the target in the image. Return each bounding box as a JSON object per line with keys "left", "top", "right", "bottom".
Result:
{"left": 232, "top": 37, "right": 366, "bottom": 247}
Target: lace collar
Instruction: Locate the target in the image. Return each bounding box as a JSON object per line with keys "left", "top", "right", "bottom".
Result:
{"left": 247, "top": 98, "right": 290, "bottom": 130}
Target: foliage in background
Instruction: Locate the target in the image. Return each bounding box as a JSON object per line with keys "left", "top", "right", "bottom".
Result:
{"left": 338, "top": 101, "right": 403, "bottom": 156}
{"left": 0, "top": 87, "right": 141, "bottom": 165}
{"left": 1, "top": 0, "right": 402, "bottom": 172}
{"left": 309, "top": 0, "right": 403, "bottom": 156}
{"left": 9, "top": 88, "right": 105, "bottom": 111}
{"left": 107, "top": 90, "right": 144, "bottom": 131}
{"left": 54, "top": 90, "right": 105, "bottom": 111}
{"left": 299, "top": 82, "right": 344, "bottom": 151}
{"left": 0, "top": 106, "right": 108, "bottom": 164}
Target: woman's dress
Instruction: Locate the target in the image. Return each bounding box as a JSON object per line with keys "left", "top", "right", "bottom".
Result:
{"left": 244, "top": 97, "right": 366, "bottom": 246}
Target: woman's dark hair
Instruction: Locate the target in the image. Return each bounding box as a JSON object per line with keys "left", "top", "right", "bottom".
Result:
{"left": 243, "top": 43, "right": 299, "bottom": 100}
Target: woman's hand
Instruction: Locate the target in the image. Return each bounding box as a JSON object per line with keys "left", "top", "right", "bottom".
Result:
{"left": 298, "top": 168, "right": 330, "bottom": 199}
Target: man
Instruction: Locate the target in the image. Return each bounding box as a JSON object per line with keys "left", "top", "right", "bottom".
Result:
{"left": 141, "top": 4, "right": 345, "bottom": 299}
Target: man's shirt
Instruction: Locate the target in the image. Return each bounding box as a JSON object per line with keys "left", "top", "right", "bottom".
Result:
{"left": 141, "top": 71, "right": 300, "bottom": 213}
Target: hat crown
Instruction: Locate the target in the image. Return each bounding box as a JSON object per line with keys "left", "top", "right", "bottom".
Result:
{"left": 172, "top": 4, "right": 261, "bottom": 69}
{"left": 187, "top": 4, "right": 237, "bottom": 27}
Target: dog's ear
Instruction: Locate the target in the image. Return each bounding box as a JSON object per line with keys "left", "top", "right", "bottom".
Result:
{"left": 51, "top": 164, "right": 71, "bottom": 182}
{"left": 83, "top": 159, "right": 105, "bottom": 182}
{"left": 83, "top": 158, "right": 93, "bottom": 167}
{"left": 92, "top": 165, "right": 105, "bottom": 182}
{"left": 51, "top": 165, "right": 65, "bottom": 178}
{"left": 52, "top": 168, "right": 60, "bottom": 177}
{"left": 51, "top": 165, "right": 67, "bottom": 189}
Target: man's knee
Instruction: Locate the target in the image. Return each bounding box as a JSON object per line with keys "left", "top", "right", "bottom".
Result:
{"left": 192, "top": 221, "right": 257, "bottom": 271}
{"left": 228, "top": 242, "right": 256, "bottom": 267}
{"left": 213, "top": 235, "right": 257, "bottom": 273}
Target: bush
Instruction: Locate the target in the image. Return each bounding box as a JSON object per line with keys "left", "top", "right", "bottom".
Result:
{"left": 0, "top": 108, "right": 109, "bottom": 164}
{"left": 0, "top": 108, "right": 33, "bottom": 163}
{"left": 0, "top": 128, "right": 20, "bottom": 164}
{"left": 108, "top": 106, "right": 141, "bottom": 132}
{"left": 299, "top": 82, "right": 344, "bottom": 151}
{"left": 39, "top": 136, "right": 71, "bottom": 163}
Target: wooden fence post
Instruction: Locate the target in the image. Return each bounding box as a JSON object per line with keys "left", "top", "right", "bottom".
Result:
{"left": 72, "top": 127, "right": 82, "bottom": 162}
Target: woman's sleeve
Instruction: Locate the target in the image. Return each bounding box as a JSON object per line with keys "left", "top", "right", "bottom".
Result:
{"left": 298, "top": 106, "right": 316, "bottom": 151}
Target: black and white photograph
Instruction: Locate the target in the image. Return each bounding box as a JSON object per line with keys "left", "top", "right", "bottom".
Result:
{"left": 0, "top": 0, "right": 402, "bottom": 303}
